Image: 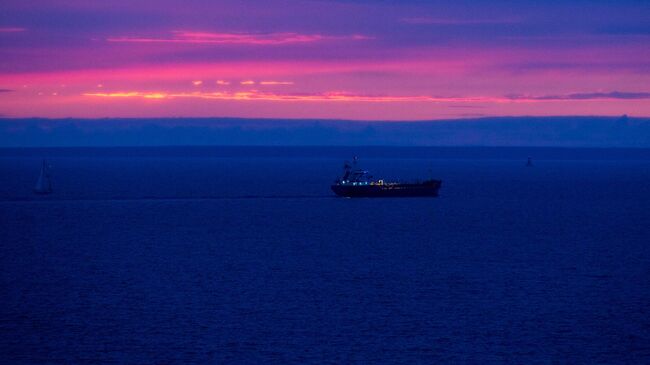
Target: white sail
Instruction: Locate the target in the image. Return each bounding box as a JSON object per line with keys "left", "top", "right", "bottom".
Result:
{"left": 34, "top": 160, "right": 52, "bottom": 194}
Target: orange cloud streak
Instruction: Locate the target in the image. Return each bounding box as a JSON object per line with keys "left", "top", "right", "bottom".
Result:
{"left": 81, "top": 90, "right": 534, "bottom": 103}
{"left": 83, "top": 90, "right": 650, "bottom": 104}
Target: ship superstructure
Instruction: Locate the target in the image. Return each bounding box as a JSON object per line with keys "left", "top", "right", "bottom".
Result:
{"left": 331, "top": 157, "right": 441, "bottom": 198}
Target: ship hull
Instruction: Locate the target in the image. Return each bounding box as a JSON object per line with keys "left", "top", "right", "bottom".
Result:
{"left": 331, "top": 180, "right": 441, "bottom": 198}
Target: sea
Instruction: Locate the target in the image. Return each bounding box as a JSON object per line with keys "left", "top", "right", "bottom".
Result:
{"left": 1, "top": 146, "right": 649, "bottom": 364}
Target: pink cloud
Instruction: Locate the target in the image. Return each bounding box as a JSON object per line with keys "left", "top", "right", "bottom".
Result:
{"left": 0, "top": 27, "right": 26, "bottom": 32}
{"left": 2, "top": 40, "right": 648, "bottom": 120}
{"left": 0, "top": 57, "right": 480, "bottom": 86}
{"left": 80, "top": 89, "right": 650, "bottom": 106}
{"left": 259, "top": 81, "right": 294, "bottom": 85}
{"left": 106, "top": 30, "right": 371, "bottom": 45}
{"left": 77, "top": 90, "right": 535, "bottom": 103}
{"left": 3, "top": 90, "right": 649, "bottom": 120}
{"left": 81, "top": 90, "right": 477, "bottom": 102}
{"left": 399, "top": 17, "right": 520, "bottom": 25}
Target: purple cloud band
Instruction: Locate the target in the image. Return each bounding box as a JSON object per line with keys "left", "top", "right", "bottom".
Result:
{"left": 106, "top": 31, "right": 371, "bottom": 45}
{"left": 507, "top": 91, "right": 650, "bottom": 101}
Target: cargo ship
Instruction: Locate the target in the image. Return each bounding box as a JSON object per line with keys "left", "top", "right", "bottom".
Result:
{"left": 331, "top": 157, "right": 441, "bottom": 198}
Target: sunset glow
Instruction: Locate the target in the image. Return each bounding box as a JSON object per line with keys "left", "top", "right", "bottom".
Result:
{"left": 1, "top": 0, "right": 649, "bottom": 120}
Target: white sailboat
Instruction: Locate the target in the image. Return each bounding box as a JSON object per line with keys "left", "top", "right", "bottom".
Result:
{"left": 34, "top": 160, "right": 53, "bottom": 194}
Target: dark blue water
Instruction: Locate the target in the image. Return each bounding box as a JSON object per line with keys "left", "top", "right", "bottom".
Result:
{"left": 1, "top": 147, "right": 649, "bottom": 364}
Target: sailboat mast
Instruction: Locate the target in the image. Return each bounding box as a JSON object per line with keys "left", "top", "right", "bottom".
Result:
{"left": 34, "top": 159, "right": 52, "bottom": 194}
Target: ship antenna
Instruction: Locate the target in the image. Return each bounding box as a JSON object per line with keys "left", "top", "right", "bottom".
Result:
{"left": 342, "top": 160, "right": 352, "bottom": 181}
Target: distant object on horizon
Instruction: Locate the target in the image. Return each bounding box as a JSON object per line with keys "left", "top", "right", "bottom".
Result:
{"left": 526, "top": 157, "right": 533, "bottom": 167}
{"left": 331, "top": 157, "right": 441, "bottom": 198}
{"left": 34, "top": 160, "right": 52, "bottom": 194}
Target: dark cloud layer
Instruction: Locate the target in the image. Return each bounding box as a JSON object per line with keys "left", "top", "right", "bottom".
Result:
{"left": 1, "top": 116, "right": 648, "bottom": 147}
{"left": 507, "top": 91, "right": 650, "bottom": 100}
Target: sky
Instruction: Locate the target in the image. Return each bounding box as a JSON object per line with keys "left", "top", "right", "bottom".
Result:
{"left": 1, "top": 0, "right": 649, "bottom": 120}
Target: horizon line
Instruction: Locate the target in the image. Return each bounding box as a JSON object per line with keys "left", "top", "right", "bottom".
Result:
{"left": 0, "top": 114, "right": 645, "bottom": 123}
